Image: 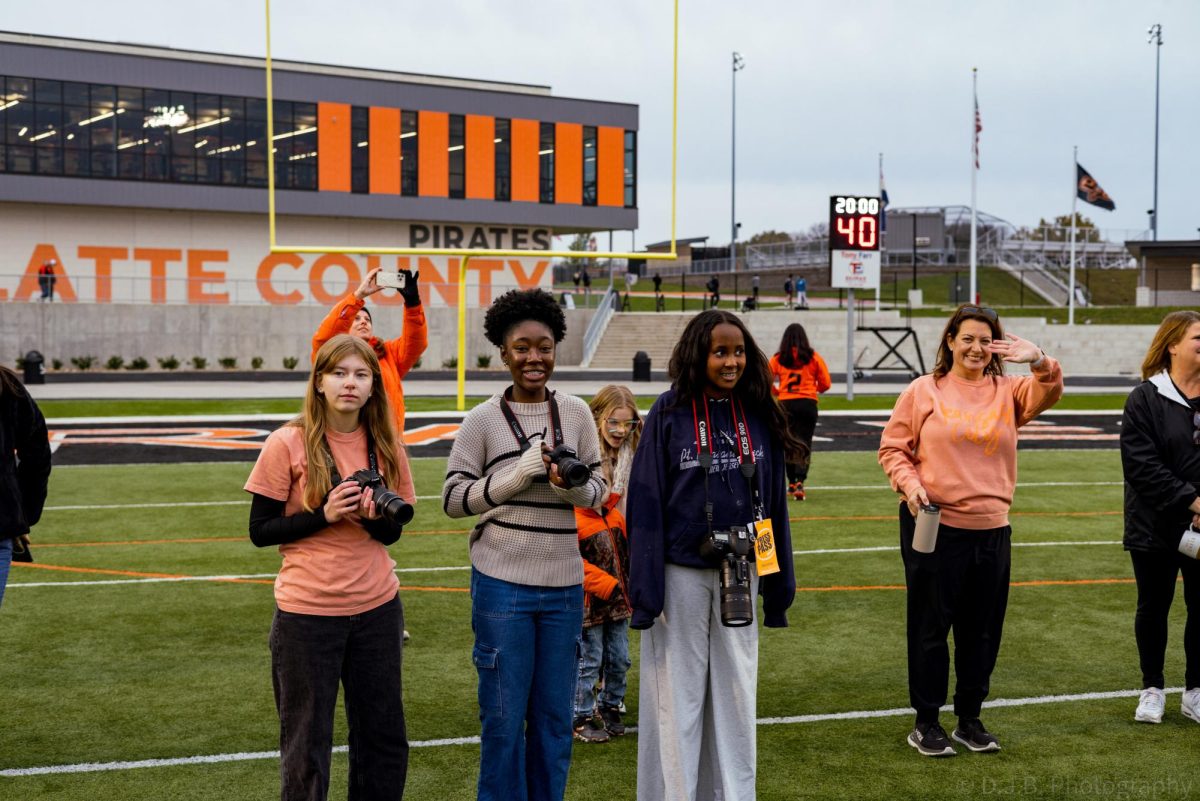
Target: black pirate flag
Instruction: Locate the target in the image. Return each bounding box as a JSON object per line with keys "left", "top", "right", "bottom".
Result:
{"left": 1077, "top": 164, "right": 1115, "bottom": 211}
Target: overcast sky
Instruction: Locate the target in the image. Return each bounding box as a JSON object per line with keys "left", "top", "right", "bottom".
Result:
{"left": 6, "top": 1, "right": 1199, "bottom": 246}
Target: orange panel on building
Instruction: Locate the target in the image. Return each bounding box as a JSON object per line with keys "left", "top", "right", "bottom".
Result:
{"left": 554, "top": 122, "right": 582, "bottom": 205}
{"left": 418, "top": 110, "right": 449, "bottom": 197}
{"left": 369, "top": 107, "right": 401, "bottom": 195}
{"left": 465, "top": 115, "right": 495, "bottom": 200}
{"left": 597, "top": 126, "right": 625, "bottom": 207}
{"left": 510, "top": 118, "right": 539, "bottom": 203}
{"left": 318, "top": 102, "right": 351, "bottom": 193}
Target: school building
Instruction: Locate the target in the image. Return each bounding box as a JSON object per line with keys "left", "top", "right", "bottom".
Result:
{"left": 0, "top": 31, "right": 638, "bottom": 366}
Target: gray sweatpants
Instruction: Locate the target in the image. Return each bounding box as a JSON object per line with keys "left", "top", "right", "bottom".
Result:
{"left": 637, "top": 563, "right": 760, "bottom": 801}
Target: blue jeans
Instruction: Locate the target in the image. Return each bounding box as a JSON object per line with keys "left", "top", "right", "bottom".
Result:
{"left": 269, "top": 595, "right": 407, "bottom": 801}
{"left": 574, "top": 619, "right": 631, "bottom": 717}
{"left": 0, "top": 538, "right": 12, "bottom": 609}
{"left": 470, "top": 568, "right": 583, "bottom": 801}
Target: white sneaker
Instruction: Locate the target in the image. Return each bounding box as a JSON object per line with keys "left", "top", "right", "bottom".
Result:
{"left": 1182, "top": 688, "right": 1200, "bottom": 723}
{"left": 1135, "top": 687, "right": 1165, "bottom": 723}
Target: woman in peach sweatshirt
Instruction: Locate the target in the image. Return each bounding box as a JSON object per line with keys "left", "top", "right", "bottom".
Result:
{"left": 878, "top": 304, "right": 1063, "bottom": 758}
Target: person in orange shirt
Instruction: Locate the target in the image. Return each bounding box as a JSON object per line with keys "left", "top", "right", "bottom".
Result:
{"left": 878, "top": 304, "right": 1062, "bottom": 758}
{"left": 245, "top": 334, "right": 415, "bottom": 800}
{"left": 312, "top": 267, "right": 428, "bottom": 442}
{"left": 769, "top": 323, "right": 830, "bottom": 500}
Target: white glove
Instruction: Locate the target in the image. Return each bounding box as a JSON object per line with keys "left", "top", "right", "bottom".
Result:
{"left": 514, "top": 443, "right": 548, "bottom": 483}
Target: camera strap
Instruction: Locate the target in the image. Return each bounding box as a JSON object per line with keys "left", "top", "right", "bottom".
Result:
{"left": 498, "top": 388, "right": 562, "bottom": 451}
{"left": 691, "top": 396, "right": 764, "bottom": 523}
{"left": 321, "top": 429, "right": 379, "bottom": 486}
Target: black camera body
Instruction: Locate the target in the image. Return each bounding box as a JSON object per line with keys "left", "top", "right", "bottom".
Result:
{"left": 546, "top": 444, "right": 591, "bottom": 488}
{"left": 343, "top": 468, "right": 415, "bottom": 527}
{"left": 698, "top": 526, "right": 756, "bottom": 627}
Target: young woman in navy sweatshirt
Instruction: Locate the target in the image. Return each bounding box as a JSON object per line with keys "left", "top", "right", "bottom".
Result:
{"left": 627, "top": 309, "right": 803, "bottom": 801}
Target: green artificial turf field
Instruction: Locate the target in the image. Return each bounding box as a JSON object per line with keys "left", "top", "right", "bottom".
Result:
{"left": 2, "top": 449, "right": 1195, "bottom": 800}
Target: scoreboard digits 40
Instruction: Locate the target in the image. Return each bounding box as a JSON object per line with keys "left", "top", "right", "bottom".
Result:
{"left": 829, "top": 195, "right": 881, "bottom": 290}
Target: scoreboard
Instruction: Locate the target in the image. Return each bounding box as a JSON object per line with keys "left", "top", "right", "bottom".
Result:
{"left": 829, "top": 195, "right": 881, "bottom": 290}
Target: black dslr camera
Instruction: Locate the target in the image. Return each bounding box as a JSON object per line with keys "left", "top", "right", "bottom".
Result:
{"left": 546, "top": 444, "right": 591, "bottom": 488}
{"left": 343, "top": 468, "right": 415, "bottom": 527}
{"left": 698, "top": 526, "right": 756, "bottom": 627}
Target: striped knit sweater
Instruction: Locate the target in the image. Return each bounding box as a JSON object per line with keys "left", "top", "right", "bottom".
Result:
{"left": 443, "top": 391, "right": 607, "bottom": 587}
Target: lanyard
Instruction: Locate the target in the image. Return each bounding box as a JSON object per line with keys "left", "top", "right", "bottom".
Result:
{"left": 691, "top": 395, "right": 763, "bottom": 530}
{"left": 498, "top": 388, "right": 563, "bottom": 452}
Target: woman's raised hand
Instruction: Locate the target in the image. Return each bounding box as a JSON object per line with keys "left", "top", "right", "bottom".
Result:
{"left": 353, "top": 268, "right": 385, "bottom": 301}
{"left": 988, "top": 333, "right": 1043, "bottom": 364}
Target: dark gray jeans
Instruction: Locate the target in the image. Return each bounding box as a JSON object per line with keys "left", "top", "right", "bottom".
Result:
{"left": 270, "top": 594, "right": 408, "bottom": 801}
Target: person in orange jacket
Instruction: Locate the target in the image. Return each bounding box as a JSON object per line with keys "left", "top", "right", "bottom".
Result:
{"left": 573, "top": 385, "right": 642, "bottom": 744}
{"left": 312, "top": 267, "right": 428, "bottom": 440}
{"left": 769, "top": 322, "right": 830, "bottom": 501}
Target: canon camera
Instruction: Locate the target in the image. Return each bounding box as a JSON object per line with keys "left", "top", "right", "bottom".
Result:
{"left": 698, "top": 526, "right": 756, "bottom": 627}
{"left": 343, "top": 468, "right": 415, "bottom": 528}
{"left": 546, "top": 444, "right": 591, "bottom": 488}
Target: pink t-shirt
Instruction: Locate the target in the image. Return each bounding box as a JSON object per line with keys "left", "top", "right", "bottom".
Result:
{"left": 244, "top": 424, "right": 403, "bottom": 615}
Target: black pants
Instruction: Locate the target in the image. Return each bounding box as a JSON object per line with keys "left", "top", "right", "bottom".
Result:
{"left": 1130, "top": 548, "right": 1200, "bottom": 689}
{"left": 781, "top": 398, "right": 818, "bottom": 483}
{"left": 270, "top": 595, "right": 408, "bottom": 801}
{"left": 899, "top": 504, "right": 1011, "bottom": 725}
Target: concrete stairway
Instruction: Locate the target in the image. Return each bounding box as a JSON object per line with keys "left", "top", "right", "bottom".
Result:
{"left": 588, "top": 313, "right": 695, "bottom": 370}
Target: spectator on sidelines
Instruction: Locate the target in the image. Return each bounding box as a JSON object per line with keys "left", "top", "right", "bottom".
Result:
{"left": 879, "top": 304, "right": 1061, "bottom": 757}
{"left": 0, "top": 365, "right": 51, "bottom": 608}
{"left": 705, "top": 275, "right": 720, "bottom": 308}
{"left": 313, "top": 266, "right": 427, "bottom": 468}
{"left": 769, "top": 323, "right": 831, "bottom": 501}
{"left": 795, "top": 275, "right": 808, "bottom": 309}
{"left": 628, "top": 309, "right": 800, "bottom": 800}
{"left": 37, "top": 258, "right": 57, "bottom": 302}
{"left": 1120, "top": 310, "right": 1200, "bottom": 725}
{"left": 442, "top": 288, "right": 607, "bottom": 801}
{"left": 245, "top": 334, "right": 414, "bottom": 800}
{"left": 572, "top": 384, "right": 642, "bottom": 745}
{"left": 784, "top": 274, "right": 795, "bottom": 309}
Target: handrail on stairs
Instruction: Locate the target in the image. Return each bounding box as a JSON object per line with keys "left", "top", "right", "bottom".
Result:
{"left": 580, "top": 286, "right": 619, "bottom": 368}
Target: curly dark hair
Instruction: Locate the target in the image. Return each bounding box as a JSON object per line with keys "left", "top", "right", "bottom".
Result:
{"left": 668, "top": 309, "right": 807, "bottom": 463}
{"left": 483, "top": 288, "right": 567, "bottom": 347}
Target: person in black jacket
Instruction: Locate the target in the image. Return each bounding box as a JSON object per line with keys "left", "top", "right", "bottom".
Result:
{"left": 1120, "top": 310, "right": 1200, "bottom": 725}
{"left": 0, "top": 365, "right": 51, "bottom": 608}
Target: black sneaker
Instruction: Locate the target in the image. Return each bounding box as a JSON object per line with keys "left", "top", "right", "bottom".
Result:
{"left": 599, "top": 705, "right": 626, "bottom": 736}
{"left": 573, "top": 715, "right": 610, "bottom": 744}
{"left": 952, "top": 718, "right": 1001, "bottom": 753}
{"left": 907, "top": 722, "right": 956, "bottom": 757}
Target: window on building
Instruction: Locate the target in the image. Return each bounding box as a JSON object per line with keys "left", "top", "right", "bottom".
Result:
{"left": 448, "top": 113, "right": 465, "bottom": 199}
{"left": 400, "top": 110, "right": 418, "bottom": 195}
{"left": 539, "top": 121, "right": 554, "bottom": 204}
{"left": 351, "top": 106, "right": 369, "bottom": 194}
{"left": 582, "top": 125, "right": 597, "bottom": 207}
{"left": 494, "top": 118, "right": 511, "bottom": 202}
{"left": 624, "top": 130, "right": 637, "bottom": 209}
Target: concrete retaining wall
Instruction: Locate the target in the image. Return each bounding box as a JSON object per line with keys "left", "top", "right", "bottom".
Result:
{"left": 2, "top": 304, "right": 595, "bottom": 371}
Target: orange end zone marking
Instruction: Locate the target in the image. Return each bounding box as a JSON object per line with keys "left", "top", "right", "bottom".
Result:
{"left": 36, "top": 536, "right": 245, "bottom": 549}
{"left": 798, "top": 577, "right": 1138, "bottom": 593}
{"left": 790, "top": 510, "right": 1121, "bottom": 523}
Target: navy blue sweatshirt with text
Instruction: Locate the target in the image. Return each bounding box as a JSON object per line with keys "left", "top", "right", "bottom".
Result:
{"left": 626, "top": 389, "right": 796, "bottom": 629}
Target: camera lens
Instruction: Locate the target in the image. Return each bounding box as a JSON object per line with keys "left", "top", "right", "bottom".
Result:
{"left": 374, "top": 488, "right": 414, "bottom": 527}
{"left": 719, "top": 559, "right": 754, "bottom": 627}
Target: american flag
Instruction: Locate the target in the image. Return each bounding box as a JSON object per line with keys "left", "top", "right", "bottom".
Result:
{"left": 973, "top": 89, "right": 982, "bottom": 169}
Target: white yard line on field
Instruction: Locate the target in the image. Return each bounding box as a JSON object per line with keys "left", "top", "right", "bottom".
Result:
{"left": 8, "top": 541, "right": 1121, "bottom": 590}
{"left": 42, "top": 481, "right": 1122, "bottom": 512}
{"left": 1, "top": 687, "right": 1180, "bottom": 777}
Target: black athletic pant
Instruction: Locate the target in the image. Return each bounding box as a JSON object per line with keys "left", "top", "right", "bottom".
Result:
{"left": 899, "top": 504, "right": 1011, "bottom": 725}
{"left": 1129, "top": 548, "right": 1200, "bottom": 690}
{"left": 781, "top": 398, "right": 818, "bottom": 484}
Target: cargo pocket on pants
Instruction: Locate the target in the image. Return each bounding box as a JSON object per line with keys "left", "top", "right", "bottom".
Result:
{"left": 473, "top": 643, "right": 502, "bottom": 717}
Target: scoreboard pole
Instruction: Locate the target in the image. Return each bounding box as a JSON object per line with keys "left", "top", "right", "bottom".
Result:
{"left": 845, "top": 289, "right": 855, "bottom": 401}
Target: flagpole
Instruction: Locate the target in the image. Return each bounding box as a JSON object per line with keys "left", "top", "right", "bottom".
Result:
{"left": 1068, "top": 145, "right": 1078, "bottom": 326}
{"left": 969, "top": 68, "right": 978, "bottom": 305}
{"left": 876, "top": 152, "right": 883, "bottom": 312}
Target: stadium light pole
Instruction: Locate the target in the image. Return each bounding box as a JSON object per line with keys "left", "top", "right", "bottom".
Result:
{"left": 731, "top": 51, "right": 745, "bottom": 273}
{"left": 1148, "top": 24, "right": 1162, "bottom": 241}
